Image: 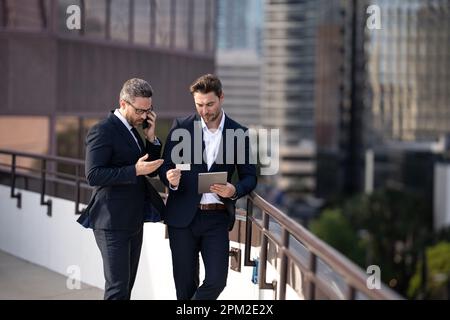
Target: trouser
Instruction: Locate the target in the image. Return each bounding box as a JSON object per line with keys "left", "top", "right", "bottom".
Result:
{"left": 93, "top": 227, "right": 143, "bottom": 300}
{"left": 168, "top": 210, "right": 230, "bottom": 300}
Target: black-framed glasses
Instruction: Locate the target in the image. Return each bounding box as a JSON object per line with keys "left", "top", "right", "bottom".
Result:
{"left": 124, "top": 100, "right": 154, "bottom": 115}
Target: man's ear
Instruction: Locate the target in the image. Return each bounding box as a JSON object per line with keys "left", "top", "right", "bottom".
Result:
{"left": 119, "top": 99, "right": 127, "bottom": 109}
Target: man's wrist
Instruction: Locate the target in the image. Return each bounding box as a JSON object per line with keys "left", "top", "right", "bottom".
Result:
{"left": 146, "top": 135, "right": 160, "bottom": 145}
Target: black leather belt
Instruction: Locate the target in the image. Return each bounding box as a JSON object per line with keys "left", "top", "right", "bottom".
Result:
{"left": 198, "top": 203, "right": 226, "bottom": 211}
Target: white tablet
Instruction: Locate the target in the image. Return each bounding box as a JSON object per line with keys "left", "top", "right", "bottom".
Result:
{"left": 198, "top": 172, "right": 227, "bottom": 194}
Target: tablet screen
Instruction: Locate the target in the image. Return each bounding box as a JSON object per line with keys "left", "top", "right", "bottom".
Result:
{"left": 198, "top": 172, "right": 227, "bottom": 194}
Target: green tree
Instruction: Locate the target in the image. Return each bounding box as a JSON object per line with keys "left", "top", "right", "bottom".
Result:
{"left": 408, "top": 242, "right": 450, "bottom": 299}
{"left": 313, "top": 188, "right": 432, "bottom": 297}
{"left": 310, "top": 209, "right": 366, "bottom": 266}
{"left": 341, "top": 189, "right": 431, "bottom": 295}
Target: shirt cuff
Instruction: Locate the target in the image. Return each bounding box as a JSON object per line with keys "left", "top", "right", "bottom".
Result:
{"left": 230, "top": 187, "right": 238, "bottom": 200}
{"left": 169, "top": 184, "right": 179, "bottom": 191}
{"left": 147, "top": 136, "right": 161, "bottom": 145}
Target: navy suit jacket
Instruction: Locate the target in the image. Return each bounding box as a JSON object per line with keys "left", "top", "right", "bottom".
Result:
{"left": 159, "top": 114, "right": 257, "bottom": 230}
{"left": 80, "top": 112, "right": 164, "bottom": 230}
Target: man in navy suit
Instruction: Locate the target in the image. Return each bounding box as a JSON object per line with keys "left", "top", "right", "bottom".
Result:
{"left": 159, "top": 74, "right": 257, "bottom": 300}
{"left": 82, "top": 78, "right": 164, "bottom": 300}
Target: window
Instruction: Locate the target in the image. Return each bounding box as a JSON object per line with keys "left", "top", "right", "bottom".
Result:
{"left": 0, "top": 116, "right": 50, "bottom": 171}
{"left": 0, "top": 0, "right": 5, "bottom": 27}
{"left": 58, "top": 0, "right": 81, "bottom": 35}
{"left": 6, "top": 0, "right": 49, "bottom": 31}
{"left": 206, "top": 0, "right": 216, "bottom": 54}
{"left": 154, "top": 0, "right": 172, "bottom": 48}
{"left": 110, "top": 0, "right": 130, "bottom": 42}
{"left": 84, "top": 0, "right": 107, "bottom": 39}
{"left": 193, "top": 0, "right": 206, "bottom": 52}
{"left": 134, "top": 0, "right": 151, "bottom": 45}
{"left": 174, "top": 0, "right": 190, "bottom": 50}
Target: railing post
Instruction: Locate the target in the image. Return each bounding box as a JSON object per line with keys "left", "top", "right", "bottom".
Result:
{"left": 10, "top": 154, "right": 22, "bottom": 208}
{"left": 278, "top": 229, "right": 289, "bottom": 300}
{"left": 258, "top": 211, "right": 275, "bottom": 291}
{"left": 40, "top": 159, "right": 52, "bottom": 216}
{"left": 307, "top": 253, "right": 317, "bottom": 300}
{"left": 346, "top": 285, "right": 356, "bottom": 300}
{"left": 74, "top": 165, "right": 83, "bottom": 215}
{"left": 244, "top": 197, "right": 256, "bottom": 267}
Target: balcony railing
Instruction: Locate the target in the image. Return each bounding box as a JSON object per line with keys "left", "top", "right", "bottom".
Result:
{"left": 0, "top": 148, "right": 403, "bottom": 300}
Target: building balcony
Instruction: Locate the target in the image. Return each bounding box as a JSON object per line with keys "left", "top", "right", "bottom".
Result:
{"left": 0, "top": 148, "right": 402, "bottom": 300}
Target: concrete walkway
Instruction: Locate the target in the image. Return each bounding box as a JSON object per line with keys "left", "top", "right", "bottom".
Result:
{"left": 0, "top": 250, "right": 103, "bottom": 300}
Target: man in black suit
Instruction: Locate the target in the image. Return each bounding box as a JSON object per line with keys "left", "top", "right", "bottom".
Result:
{"left": 159, "top": 74, "right": 257, "bottom": 300}
{"left": 82, "top": 78, "right": 164, "bottom": 300}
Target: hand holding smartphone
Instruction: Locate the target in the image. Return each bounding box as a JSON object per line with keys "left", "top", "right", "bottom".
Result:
{"left": 143, "top": 115, "right": 151, "bottom": 129}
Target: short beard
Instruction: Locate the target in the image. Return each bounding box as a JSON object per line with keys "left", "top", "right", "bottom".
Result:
{"left": 206, "top": 112, "right": 219, "bottom": 123}
{"left": 125, "top": 114, "right": 138, "bottom": 127}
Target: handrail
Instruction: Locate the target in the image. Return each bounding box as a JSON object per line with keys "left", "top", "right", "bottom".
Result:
{"left": 0, "top": 149, "right": 165, "bottom": 214}
{"left": 0, "top": 148, "right": 403, "bottom": 300}
{"left": 244, "top": 192, "right": 403, "bottom": 300}
{"left": 0, "top": 149, "right": 87, "bottom": 215}
{"left": 0, "top": 149, "right": 85, "bottom": 166}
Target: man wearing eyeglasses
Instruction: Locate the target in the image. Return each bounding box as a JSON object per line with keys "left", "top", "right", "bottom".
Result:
{"left": 81, "top": 78, "right": 164, "bottom": 300}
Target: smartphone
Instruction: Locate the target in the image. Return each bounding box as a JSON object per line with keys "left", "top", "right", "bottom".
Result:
{"left": 143, "top": 116, "right": 151, "bottom": 129}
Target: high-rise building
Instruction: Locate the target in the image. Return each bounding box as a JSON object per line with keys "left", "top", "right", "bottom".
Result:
{"left": 262, "top": 0, "right": 323, "bottom": 198}
{"left": 366, "top": 0, "right": 450, "bottom": 143}
{"left": 216, "top": 50, "right": 262, "bottom": 128}
{"left": 315, "top": 0, "right": 368, "bottom": 197}
{"left": 216, "top": 0, "right": 264, "bottom": 129}
{"left": 315, "top": 0, "right": 450, "bottom": 198}
{"left": 217, "top": 0, "right": 263, "bottom": 54}
{"left": 261, "top": 0, "right": 376, "bottom": 199}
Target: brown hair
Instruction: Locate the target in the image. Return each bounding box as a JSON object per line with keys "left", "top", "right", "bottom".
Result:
{"left": 189, "top": 74, "right": 223, "bottom": 97}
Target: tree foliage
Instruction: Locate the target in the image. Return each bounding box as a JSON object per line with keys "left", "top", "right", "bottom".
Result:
{"left": 408, "top": 242, "right": 450, "bottom": 299}
{"left": 312, "top": 188, "right": 432, "bottom": 297}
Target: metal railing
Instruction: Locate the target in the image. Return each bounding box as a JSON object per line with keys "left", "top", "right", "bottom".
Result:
{"left": 243, "top": 194, "right": 403, "bottom": 300}
{"left": 0, "top": 149, "right": 403, "bottom": 300}
{"left": 0, "top": 149, "right": 88, "bottom": 216}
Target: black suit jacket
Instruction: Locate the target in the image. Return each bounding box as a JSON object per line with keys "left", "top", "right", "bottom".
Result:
{"left": 159, "top": 114, "right": 257, "bottom": 230}
{"left": 80, "top": 111, "right": 164, "bottom": 230}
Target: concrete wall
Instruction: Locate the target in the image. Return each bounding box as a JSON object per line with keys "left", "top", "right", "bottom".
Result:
{"left": 0, "top": 185, "right": 176, "bottom": 299}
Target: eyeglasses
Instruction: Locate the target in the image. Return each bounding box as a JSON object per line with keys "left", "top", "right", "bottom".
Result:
{"left": 124, "top": 100, "right": 154, "bottom": 115}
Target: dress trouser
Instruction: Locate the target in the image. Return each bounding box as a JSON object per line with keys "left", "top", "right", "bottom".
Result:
{"left": 94, "top": 227, "right": 143, "bottom": 300}
{"left": 168, "top": 210, "right": 230, "bottom": 300}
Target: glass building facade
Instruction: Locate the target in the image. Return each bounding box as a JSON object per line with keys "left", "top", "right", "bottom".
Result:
{"left": 216, "top": 0, "right": 264, "bottom": 129}
{"left": 262, "top": 0, "right": 322, "bottom": 196}
{"left": 366, "top": 0, "right": 450, "bottom": 143}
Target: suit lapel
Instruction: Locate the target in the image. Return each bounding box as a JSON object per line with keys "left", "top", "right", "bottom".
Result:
{"left": 108, "top": 112, "right": 141, "bottom": 157}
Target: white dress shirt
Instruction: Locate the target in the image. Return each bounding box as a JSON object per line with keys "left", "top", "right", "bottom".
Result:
{"left": 200, "top": 111, "right": 226, "bottom": 205}
{"left": 114, "top": 109, "right": 159, "bottom": 150}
